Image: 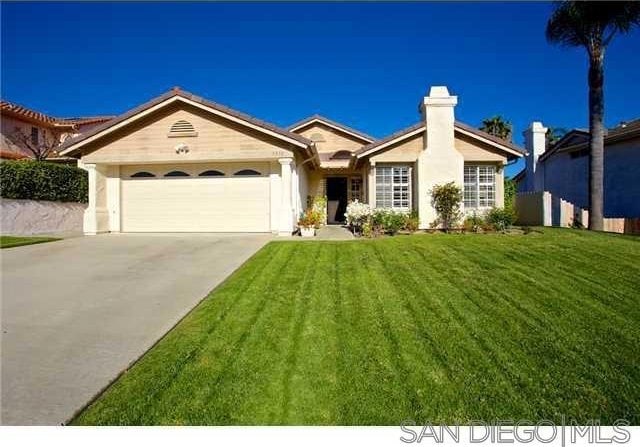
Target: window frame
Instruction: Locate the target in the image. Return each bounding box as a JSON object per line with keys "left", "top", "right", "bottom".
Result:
{"left": 198, "top": 170, "right": 225, "bottom": 177}
{"left": 233, "top": 169, "right": 262, "bottom": 176}
{"left": 130, "top": 171, "right": 156, "bottom": 178}
{"left": 375, "top": 165, "right": 411, "bottom": 211}
{"left": 464, "top": 164, "right": 496, "bottom": 210}
{"left": 163, "top": 170, "right": 190, "bottom": 177}
{"left": 31, "top": 127, "right": 39, "bottom": 146}
{"left": 349, "top": 176, "right": 363, "bottom": 202}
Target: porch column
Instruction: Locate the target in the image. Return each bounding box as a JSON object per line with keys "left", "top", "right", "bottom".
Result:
{"left": 80, "top": 162, "right": 109, "bottom": 235}
{"left": 368, "top": 162, "right": 376, "bottom": 206}
{"left": 278, "top": 157, "right": 294, "bottom": 236}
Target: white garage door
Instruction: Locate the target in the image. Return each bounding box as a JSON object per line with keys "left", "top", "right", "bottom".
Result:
{"left": 120, "top": 164, "right": 271, "bottom": 232}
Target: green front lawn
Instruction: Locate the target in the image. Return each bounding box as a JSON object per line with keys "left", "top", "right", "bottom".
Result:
{"left": 75, "top": 229, "right": 640, "bottom": 425}
{"left": 0, "top": 235, "right": 60, "bottom": 249}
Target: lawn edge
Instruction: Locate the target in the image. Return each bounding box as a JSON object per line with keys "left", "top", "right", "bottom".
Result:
{"left": 0, "top": 237, "right": 61, "bottom": 249}
{"left": 66, "top": 241, "right": 275, "bottom": 426}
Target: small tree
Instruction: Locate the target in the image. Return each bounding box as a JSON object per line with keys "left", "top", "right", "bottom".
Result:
{"left": 504, "top": 177, "right": 517, "bottom": 210}
{"left": 10, "top": 129, "right": 62, "bottom": 161}
{"left": 430, "top": 182, "right": 463, "bottom": 232}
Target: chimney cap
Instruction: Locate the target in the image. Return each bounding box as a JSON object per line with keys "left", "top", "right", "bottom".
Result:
{"left": 428, "top": 86, "right": 452, "bottom": 98}
{"left": 422, "top": 85, "right": 457, "bottom": 109}
{"left": 524, "top": 121, "right": 548, "bottom": 134}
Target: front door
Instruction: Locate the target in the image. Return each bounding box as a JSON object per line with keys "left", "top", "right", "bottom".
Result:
{"left": 326, "top": 177, "right": 348, "bottom": 224}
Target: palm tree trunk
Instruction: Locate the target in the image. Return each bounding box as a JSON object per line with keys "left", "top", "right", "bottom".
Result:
{"left": 588, "top": 49, "right": 605, "bottom": 231}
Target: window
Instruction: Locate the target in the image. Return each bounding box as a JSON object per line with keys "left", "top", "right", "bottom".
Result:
{"left": 168, "top": 120, "right": 197, "bottom": 137}
{"left": 349, "top": 177, "right": 363, "bottom": 202}
{"left": 130, "top": 171, "right": 155, "bottom": 178}
{"left": 198, "top": 170, "right": 224, "bottom": 177}
{"left": 464, "top": 165, "right": 496, "bottom": 209}
{"left": 331, "top": 150, "right": 352, "bottom": 160}
{"left": 164, "top": 171, "right": 190, "bottom": 177}
{"left": 375, "top": 166, "right": 410, "bottom": 210}
{"left": 31, "top": 127, "right": 39, "bottom": 145}
{"left": 234, "top": 169, "right": 261, "bottom": 176}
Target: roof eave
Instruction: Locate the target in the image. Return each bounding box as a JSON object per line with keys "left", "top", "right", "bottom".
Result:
{"left": 60, "top": 92, "right": 312, "bottom": 156}
{"left": 288, "top": 115, "right": 376, "bottom": 144}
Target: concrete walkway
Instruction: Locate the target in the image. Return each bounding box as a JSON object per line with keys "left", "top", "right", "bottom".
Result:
{"left": 1, "top": 233, "right": 270, "bottom": 425}
{"left": 315, "top": 225, "right": 355, "bottom": 240}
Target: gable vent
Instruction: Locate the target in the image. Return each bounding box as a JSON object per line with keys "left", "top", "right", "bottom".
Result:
{"left": 168, "top": 120, "right": 197, "bottom": 137}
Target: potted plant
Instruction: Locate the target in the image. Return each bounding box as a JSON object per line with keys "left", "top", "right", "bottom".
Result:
{"left": 298, "top": 209, "right": 321, "bottom": 237}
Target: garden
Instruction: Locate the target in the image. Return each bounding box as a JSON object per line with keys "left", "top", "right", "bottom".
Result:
{"left": 298, "top": 181, "right": 520, "bottom": 238}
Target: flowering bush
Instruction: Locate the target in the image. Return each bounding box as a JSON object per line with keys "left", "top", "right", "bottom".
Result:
{"left": 298, "top": 208, "right": 322, "bottom": 229}
{"left": 345, "top": 200, "right": 372, "bottom": 234}
{"left": 308, "top": 195, "right": 327, "bottom": 226}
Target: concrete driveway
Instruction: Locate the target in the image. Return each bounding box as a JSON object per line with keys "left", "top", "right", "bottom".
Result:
{"left": 1, "top": 233, "right": 270, "bottom": 425}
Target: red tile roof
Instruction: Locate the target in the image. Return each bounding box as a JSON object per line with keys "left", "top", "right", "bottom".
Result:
{"left": 0, "top": 100, "right": 113, "bottom": 128}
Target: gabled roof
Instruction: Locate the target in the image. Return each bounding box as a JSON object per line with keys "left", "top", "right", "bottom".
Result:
{"left": 0, "top": 100, "right": 113, "bottom": 129}
{"left": 539, "top": 119, "right": 640, "bottom": 163}
{"left": 287, "top": 114, "right": 375, "bottom": 143}
{"left": 59, "top": 87, "right": 314, "bottom": 156}
{"left": 514, "top": 119, "right": 640, "bottom": 184}
{"left": 454, "top": 121, "right": 526, "bottom": 157}
{"left": 355, "top": 120, "right": 526, "bottom": 159}
{"left": 355, "top": 122, "right": 425, "bottom": 158}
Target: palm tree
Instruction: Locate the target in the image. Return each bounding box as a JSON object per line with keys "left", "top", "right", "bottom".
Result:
{"left": 480, "top": 115, "right": 512, "bottom": 141}
{"left": 546, "top": 126, "right": 569, "bottom": 146}
{"left": 546, "top": 1, "right": 640, "bottom": 231}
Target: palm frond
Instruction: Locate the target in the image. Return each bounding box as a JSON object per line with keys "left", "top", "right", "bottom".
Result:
{"left": 546, "top": 1, "right": 640, "bottom": 49}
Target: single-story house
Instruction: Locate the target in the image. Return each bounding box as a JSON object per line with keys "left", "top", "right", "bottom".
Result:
{"left": 515, "top": 119, "right": 640, "bottom": 218}
{"left": 59, "top": 85, "right": 525, "bottom": 235}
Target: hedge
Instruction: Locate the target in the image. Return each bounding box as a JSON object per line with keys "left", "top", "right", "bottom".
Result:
{"left": 0, "top": 160, "right": 88, "bottom": 203}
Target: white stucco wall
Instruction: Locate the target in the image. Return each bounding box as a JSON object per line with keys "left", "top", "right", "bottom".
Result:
{"left": 1, "top": 199, "right": 86, "bottom": 235}
{"left": 417, "top": 87, "right": 464, "bottom": 228}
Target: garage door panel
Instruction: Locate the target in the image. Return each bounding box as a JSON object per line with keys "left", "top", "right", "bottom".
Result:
{"left": 121, "top": 169, "right": 271, "bottom": 232}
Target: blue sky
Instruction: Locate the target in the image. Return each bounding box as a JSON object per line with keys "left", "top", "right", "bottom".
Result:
{"left": 2, "top": 2, "right": 639, "bottom": 176}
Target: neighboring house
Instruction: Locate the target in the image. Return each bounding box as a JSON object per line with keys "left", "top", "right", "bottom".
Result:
{"left": 58, "top": 85, "right": 524, "bottom": 235}
{"left": 0, "top": 100, "right": 112, "bottom": 162}
{"left": 515, "top": 119, "right": 640, "bottom": 219}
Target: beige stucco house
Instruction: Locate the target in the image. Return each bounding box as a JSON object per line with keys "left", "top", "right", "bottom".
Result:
{"left": 59, "top": 85, "right": 524, "bottom": 235}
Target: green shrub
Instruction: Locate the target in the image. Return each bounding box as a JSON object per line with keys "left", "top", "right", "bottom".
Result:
{"left": 371, "top": 209, "right": 407, "bottom": 235}
{"left": 430, "top": 182, "right": 463, "bottom": 231}
{"left": 486, "top": 206, "right": 517, "bottom": 232}
{"left": 463, "top": 212, "right": 485, "bottom": 233}
{"left": 504, "top": 177, "right": 517, "bottom": 210}
{"left": 404, "top": 210, "right": 420, "bottom": 232}
{"left": 0, "top": 160, "right": 88, "bottom": 203}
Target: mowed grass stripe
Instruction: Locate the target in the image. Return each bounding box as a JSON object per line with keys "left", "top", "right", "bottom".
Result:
{"left": 74, "top": 229, "right": 640, "bottom": 425}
